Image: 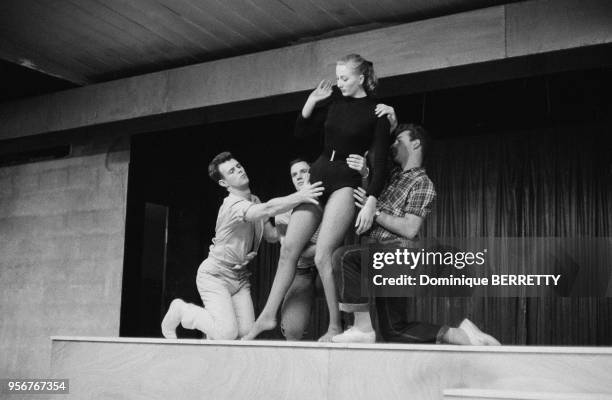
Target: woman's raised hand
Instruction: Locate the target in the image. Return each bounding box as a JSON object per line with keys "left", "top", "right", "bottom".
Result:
{"left": 309, "top": 80, "right": 333, "bottom": 103}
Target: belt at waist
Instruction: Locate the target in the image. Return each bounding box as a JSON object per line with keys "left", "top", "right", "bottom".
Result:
{"left": 321, "top": 148, "right": 352, "bottom": 161}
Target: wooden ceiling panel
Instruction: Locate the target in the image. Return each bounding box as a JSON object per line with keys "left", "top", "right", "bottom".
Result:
{"left": 242, "top": 0, "right": 320, "bottom": 35}
{"left": 154, "top": 0, "right": 239, "bottom": 50}
{"left": 1, "top": 2, "right": 105, "bottom": 80}
{"left": 43, "top": 1, "right": 141, "bottom": 70}
{"left": 211, "top": 0, "right": 295, "bottom": 40}
{"left": 0, "top": 0, "right": 519, "bottom": 84}
{"left": 160, "top": 0, "right": 266, "bottom": 50}
{"left": 100, "top": 0, "right": 205, "bottom": 58}
{"left": 85, "top": 0, "right": 198, "bottom": 63}
{"left": 0, "top": 35, "right": 92, "bottom": 84}
{"left": 46, "top": 0, "right": 172, "bottom": 72}
{"left": 341, "top": 0, "right": 398, "bottom": 21}
{"left": 186, "top": 0, "right": 278, "bottom": 49}
{"left": 266, "top": 0, "right": 346, "bottom": 31}
{"left": 61, "top": 2, "right": 141, "bottom": 65}
{"left": 311, "top": 0, "right": 370, "bottom": 26}
{"left": 41, "top": 0, "right": 180, "bottom": 75}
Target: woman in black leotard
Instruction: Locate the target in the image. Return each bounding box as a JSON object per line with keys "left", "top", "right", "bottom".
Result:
{"left": 243, "top": 54, "right": 390, "bottom": 341}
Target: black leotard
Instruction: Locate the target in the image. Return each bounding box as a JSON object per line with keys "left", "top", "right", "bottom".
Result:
{"left": 295, "top": 89, "right": 391, "bottom": 203}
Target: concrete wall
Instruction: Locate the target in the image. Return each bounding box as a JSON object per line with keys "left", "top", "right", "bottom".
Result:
{"left": 0, "top": 143, "right": 129, "bottom": 378}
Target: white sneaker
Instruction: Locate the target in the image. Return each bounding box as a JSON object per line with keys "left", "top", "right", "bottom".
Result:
{"left": 331, "top": 326, "right": 376, "bottom": 343}
{"left": 458, "top": 318, "right": 501, "bottom": 346}
{"left": 161, "top": 299, "right": 185, "bottom": 339}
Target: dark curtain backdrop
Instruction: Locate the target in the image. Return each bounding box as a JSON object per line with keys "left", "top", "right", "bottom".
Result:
{"left": 410, "top": 122, "right": 612, "bottom": 345}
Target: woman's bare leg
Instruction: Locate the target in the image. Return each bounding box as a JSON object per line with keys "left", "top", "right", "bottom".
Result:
{"left": 241, "top": 204, "right": 321, "bottom": 340}
{"left": 315, "top": 187, "right": 355, "bottom": 342}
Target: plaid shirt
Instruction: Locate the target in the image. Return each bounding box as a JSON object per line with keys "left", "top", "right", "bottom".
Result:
{"left": 368, "top": 166, "right": 436, "bottom": 242}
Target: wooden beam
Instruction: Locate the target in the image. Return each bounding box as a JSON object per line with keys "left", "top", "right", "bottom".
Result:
{"left": 4, "top": 40, "right": 611, "bottom": 159}
{"left": 506, "top": 0, "right": 612, "bottom": 57}
{"left": 1, "top": 0, "right": 611, "bottom": 141}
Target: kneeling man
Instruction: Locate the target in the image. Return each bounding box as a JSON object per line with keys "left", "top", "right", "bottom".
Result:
{"left": 332, "top": 124, "right": 500, "bottom": 345}
{"left": 162, "top": 151, "right": 323, "bottom": 340}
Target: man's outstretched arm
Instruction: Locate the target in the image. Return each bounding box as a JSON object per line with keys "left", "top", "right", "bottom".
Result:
{"left": 244, "top": 181, "right": 324, "bottom": 222}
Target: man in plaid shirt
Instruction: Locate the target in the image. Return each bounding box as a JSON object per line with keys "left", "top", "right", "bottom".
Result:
{"left": 331, "top": 123, "right": 499, "bottom": 345}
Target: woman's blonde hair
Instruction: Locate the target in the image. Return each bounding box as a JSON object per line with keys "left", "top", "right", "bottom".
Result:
{"left": 337, "top": 54, "right": 378, "bottom": 94}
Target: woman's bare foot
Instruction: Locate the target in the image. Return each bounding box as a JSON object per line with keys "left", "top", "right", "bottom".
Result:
{"left": 241, "top": 315, "right": 277, "bottom": 340}
{"left": 317, "top": 326, "right": 343, "bottom": 342}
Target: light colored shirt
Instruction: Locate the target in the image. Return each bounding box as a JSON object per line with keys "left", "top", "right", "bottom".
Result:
{"left": 208, "top": 193, "right": 264, "bottom": 266}
{"left": 274, "top": 210, "right": 292, "bottom": 233}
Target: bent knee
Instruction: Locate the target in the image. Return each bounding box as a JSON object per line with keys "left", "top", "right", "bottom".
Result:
{"left": 314, "top": 252, "right": 333, "bottom": 272}
{"left": 280, "top": 319, "right": 306, "bottom": 341}
{"left": 210, "top": 320, "right": 239, "bottom": 340}
{"left": 282, "top": 328, "right": 305, "bottom": 341}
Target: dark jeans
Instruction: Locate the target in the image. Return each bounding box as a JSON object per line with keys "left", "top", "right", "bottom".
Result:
{"left": 332, "top": 241, "right": 447, "bottom": 343}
